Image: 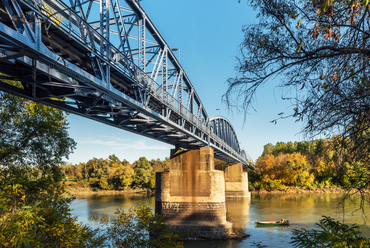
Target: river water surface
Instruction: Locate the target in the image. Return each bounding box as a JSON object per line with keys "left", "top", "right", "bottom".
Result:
{"left": 70, "top": 193, "right": 370, "bottom": 247}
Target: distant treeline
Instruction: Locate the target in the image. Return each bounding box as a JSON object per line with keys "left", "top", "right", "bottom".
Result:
{"left": 250, "top": 137, "right": 369, "bottom": 190}
{"left": 60, "top": 155, "right": 169, "bottom": 190}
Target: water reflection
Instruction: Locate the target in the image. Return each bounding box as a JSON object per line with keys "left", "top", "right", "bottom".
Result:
{"left": 71, "top": 193, "right": 154, "bottom": 228}
{"left": 226, "top": 197, "right": 251, "bottom": 229}
{"left": 70, "top": 192, "right": 370, "bottom": 247}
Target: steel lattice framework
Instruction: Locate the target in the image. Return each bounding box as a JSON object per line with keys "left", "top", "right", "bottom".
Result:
{"left": 0, "top": 0, "right": 252, "bottom": 167}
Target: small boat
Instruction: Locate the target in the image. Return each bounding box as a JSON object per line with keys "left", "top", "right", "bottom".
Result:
{"left": 255, "top": 219, "right": 290, "bottom": 226}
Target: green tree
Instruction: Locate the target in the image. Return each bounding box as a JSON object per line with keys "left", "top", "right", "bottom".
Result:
{"left": 113, "top": 164, "right": 135, "bottom": 189}
{"left": 338, "top": 161, "right": 369, "bottom": 189}
{"left": 0, "top": 90, "right": 76, "bottom": 166}
{"left": 151, "top": 158, "right": 170, "bottom": 172}
{"left": 0, "top": 178, "right": 104, "bottom": 247}
{"left": 261, "top": 143, "right": 274, "bottom": 156}
{"left": 109, "top": 154, "right": 122, "bottom": 168}
{"left": 134, "top": 157, "right": 153, "bottom": 188}
{"left": 0, "top": 88, "right": 104, "bottom": 246}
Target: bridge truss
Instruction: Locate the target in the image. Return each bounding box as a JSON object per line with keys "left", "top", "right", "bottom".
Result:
{"left": 0, "top": 0, "right": 252, "bottom": 167}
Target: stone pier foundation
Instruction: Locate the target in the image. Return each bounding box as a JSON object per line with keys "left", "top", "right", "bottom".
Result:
{"left": 155, "top": 147, "right": 233, "bottom": 240}
{"left": 225, "top": 163, "right": 251, "bottom": 197}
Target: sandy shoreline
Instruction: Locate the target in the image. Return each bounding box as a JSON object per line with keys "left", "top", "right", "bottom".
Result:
{"left": 251, "top": 187, "right": 369, "bottom": 195}
{"left": 66, "top": 186, "right": 153, "bottom": 196}
{"left": 66, "top": 185, "right": 369, "bottom": 197}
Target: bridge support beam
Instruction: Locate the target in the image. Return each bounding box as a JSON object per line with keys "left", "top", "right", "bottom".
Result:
{"left": 225, "top": 163, "right": 251, "bottom": 198}
{"left": 155, "top": 147, "right": 233, "bottom": 240}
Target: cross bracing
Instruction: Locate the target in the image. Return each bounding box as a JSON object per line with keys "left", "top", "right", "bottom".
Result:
{"left": 0, "top": 0, "right": 253, "bottom": 168}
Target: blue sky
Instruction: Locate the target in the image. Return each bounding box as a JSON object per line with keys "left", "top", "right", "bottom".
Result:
{"left": 66, "top": 0, "right": 305, "bottom": 165}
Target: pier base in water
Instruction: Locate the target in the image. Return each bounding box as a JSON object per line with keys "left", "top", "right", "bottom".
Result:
{"left": 225, "top": 163, "right": 251, "bottom": 198}
{"left": 155, "top": 147, "right": 233, "bottom": 240}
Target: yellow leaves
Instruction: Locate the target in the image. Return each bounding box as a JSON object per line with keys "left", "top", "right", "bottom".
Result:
{"left": 256, "top": 152, "right": 313, "bottom": 187}
{"left": 320, "top": 0, "right": 334, "bottom": 14}
{"left": 296, "top": 18, "right": 302, "bottom": 29}
{"left": 315, "top": 159, "right": 326, "bottom": 173}
{"left": 296, "top": 41, "right": 303, "bottom": 53}
{"left": 322, "top": 83, "right": 329, "bottom": 89}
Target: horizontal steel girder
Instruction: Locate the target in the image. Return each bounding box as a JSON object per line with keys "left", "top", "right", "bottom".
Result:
{"left": 0, "top": 0, "right": 253, "bottom": 168}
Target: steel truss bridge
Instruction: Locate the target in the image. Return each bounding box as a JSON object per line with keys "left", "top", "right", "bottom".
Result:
{"left": 0, "top": 0, "right": 252, "bottom": 167}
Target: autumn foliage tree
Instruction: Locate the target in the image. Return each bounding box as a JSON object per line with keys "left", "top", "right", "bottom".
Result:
{"left": 226, "top": 0, "right": 370, "bottom": 188}
{"left": 252, "top": 152, "right": 314, "bottom": 189}
{"left": 251, "top": 138, "right": 370, "bottom": 190}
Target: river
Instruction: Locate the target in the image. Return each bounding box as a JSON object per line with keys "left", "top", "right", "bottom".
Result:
{"left": 70, "top": 192, "right": 370, "bottom": 247}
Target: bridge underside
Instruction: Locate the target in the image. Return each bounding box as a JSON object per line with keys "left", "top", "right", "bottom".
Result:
{"left": 0, "top": 0, "right": 252, "bottom": 168}
{"left": 0, "top": 74, "right": 243, "bottom": 165}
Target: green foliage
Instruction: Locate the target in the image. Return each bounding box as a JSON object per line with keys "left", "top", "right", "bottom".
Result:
{"left": 134, "top": 157, "right": 153, "bottom": 189}
{"left": 113, "top": 164, "right": 135, "bottom": 189}
{"left": 62, "top": 155, "right": 168, "bottom": 190}
{"left": 151, "top": 157, "right": 170, "bottom": 172}
{"left": 0, "top": 89, "right": 76, "bottom": 167}
{"left": 291, "top": 216, "right": 370, "bottom": 247}
{"left": 0, "top": 166, "right": 105, "bottom": 247}
{"left": 0, "top": 83, "right": 182, "bottom": 247}
{"left": 338, "top": 162, "right": 369, "bottom": 190}
{"left": 99, "top": 176, "right": 110, "bottom": 190}
{"left": 149, "top": 172, "right": 156, "bottom": 189}
{"left": 102, "top": 206, "right": 183, "bottom": 248}
{"left": 0, "top": 91, "right": 105, "bottom": 247}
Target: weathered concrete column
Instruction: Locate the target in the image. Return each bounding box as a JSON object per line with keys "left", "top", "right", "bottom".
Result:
{"left": 225, "top": 163, "right": 251, "bottom": 197}
{"left": 155, "top": 147, "right": 233, "bottom": 240}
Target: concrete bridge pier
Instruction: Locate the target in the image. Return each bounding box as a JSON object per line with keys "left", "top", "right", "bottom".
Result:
{"left": 155, "top": 147, "right": 233, "bottom": 240}
{"left": 225, "top": 163, "right": 251, "bottom": 198}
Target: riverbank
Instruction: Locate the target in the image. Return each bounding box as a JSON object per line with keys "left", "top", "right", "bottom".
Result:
{"left": 67, "top": 185, "right": 369, "bottom": 196}
{"left": 251, "top": 186, "right": 370, "bottom": 194}
{"left": 66, "top": 186, "right": 153, "bottom": 196}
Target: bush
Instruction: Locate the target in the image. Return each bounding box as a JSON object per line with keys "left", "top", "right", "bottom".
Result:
{"left": 0, "top": 167, "right": 105, "bottom": 247}
{"left": 291, "top": 216, "right": 370, "bottom": 247}
{"left": 101, "top": 206, "right": 183, "bottom": 248}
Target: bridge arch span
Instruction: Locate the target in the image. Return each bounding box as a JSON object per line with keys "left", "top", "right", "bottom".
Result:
{"left": 209, "top": 116, "right": 240, "bottom": 153}
{"left": 208, "top": 116, "right": 252, "bottom": 168}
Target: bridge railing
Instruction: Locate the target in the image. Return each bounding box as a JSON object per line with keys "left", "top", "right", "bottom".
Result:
{"left": 42, "top": 0, "right": 211, "bottom": 138}
{"left": 42, "top": 0, "right": 138, "bottom": 79}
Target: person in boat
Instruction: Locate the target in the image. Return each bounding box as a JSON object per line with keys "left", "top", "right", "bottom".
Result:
{"left": 280, "top": 218, "right": 286, "bottom": 223}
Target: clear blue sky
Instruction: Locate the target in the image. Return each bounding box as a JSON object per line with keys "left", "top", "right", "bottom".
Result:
{"left": 66, "top": 0, "right": 305, "bottom": 165}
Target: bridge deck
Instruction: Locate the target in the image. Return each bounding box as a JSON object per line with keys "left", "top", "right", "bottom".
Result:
{"left": 0, "top": 0, "right": 253, "bottom": 168}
